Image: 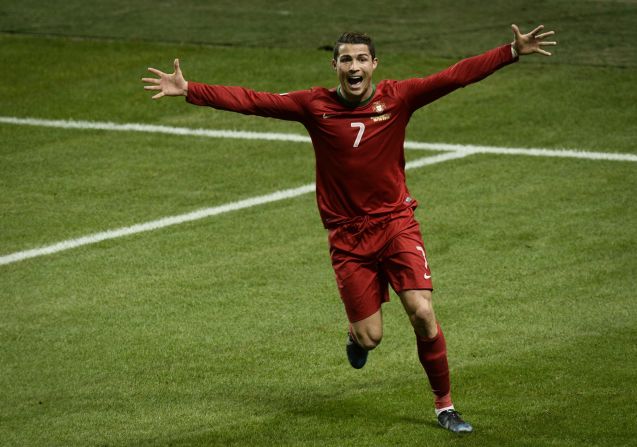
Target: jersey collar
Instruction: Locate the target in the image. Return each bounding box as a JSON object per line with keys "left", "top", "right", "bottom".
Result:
{"left": 336, "top": 84, "right": 376, "bottom": 108}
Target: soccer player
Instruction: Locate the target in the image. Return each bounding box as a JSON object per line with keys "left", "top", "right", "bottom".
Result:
{"left": 142, "top": 24, "right": 557, "bottom": 434}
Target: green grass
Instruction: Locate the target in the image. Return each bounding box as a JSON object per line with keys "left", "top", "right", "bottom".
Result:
{"left": 2, "top": 0, "right": 636, "bottom": 67}
{"left": 1, "top": 1, "right": 636, "bottom": 446}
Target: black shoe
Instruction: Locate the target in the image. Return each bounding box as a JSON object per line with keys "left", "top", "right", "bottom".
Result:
{"left": 346, "top": 332, "right": 368, "bottom": 369}
{"left": 437, "top": 409, "right": 473, "bottom": 434}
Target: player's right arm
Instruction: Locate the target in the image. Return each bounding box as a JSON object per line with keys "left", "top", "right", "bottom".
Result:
{"left": 142, "top": 58, "right": 189, "bottom": 99}
{"left": 185, "top": 82, "right": 307, "bottom": 122}
{"left": 142, "top": 58, "right": 307, "bottom": 122}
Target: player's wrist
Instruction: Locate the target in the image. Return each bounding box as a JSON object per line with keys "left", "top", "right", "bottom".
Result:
{"left": 510, "top": 42, "right": 519, "bottom": 59}
{"left": 182, "top": 81, "right": 189, "bottom": 96}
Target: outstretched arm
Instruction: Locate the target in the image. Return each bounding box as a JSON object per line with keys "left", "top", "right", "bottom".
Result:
{"left": 142, "top": 58, "right": 188, "bottom": 99}
{"left": 511, "top": 24, "right": 557, "bottom": 57}
{"left": 142, "top": 58, "right": 308, "bottom": 121}
{"left": 400, "top": 23, "right": 558, "bottom": 111}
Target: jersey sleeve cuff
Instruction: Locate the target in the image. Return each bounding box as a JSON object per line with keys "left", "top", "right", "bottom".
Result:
{"left": 510, "top": 43, "right": 520, "bottom": 60}
{"left": 185, "top": 81, "right": 204, "bottom": 105}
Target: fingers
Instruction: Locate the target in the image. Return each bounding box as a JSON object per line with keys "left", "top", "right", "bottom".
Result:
{"left": 512, "top": 24, "right": 556, "bottom": 41}
{"left": 536, "top": 28, "right": 557, "bottom": 55}
{"left": 536, "top": 30, "right": 555, "bottom": 39}
{"left": 537, "top": 30, "right": 557, "bottom": 50}
{"left": 147, "top": 67, "right": 164, "bottom": 77}
{"left": 529, "top": 24, "right": 544, "bottom": 36}
{"left": 143, "top": 59, "right": 183, "bottom": 99}
{"left": 141, "top": 77, "right": 160, "bottom": 85}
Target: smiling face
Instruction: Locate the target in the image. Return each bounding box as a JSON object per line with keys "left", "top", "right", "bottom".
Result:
{"left": 332, "top": 43, "right": 378, "bottom": 104}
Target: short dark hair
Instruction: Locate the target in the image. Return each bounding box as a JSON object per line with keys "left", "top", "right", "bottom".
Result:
{"left": 333, "top": 32, "right": 375, "bottom": 60}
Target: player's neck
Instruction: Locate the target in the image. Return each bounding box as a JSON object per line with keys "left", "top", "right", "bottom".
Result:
{"left": 337, "top": 84, "right": 376, "bottom": 108}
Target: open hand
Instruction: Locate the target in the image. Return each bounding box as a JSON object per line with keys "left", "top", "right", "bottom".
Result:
{"left": 511, "top": 24, "right": 557, "bottom": 56}
{"left": 142, "top": 58, "right": 188, "bottom": 99}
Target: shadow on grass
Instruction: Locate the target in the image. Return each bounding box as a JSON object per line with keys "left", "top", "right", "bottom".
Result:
{"left": 132, "top": 375, "right": 438, "bottom": 447}
{"left": 125, "top": 326, "right": 636, "bottom": 446}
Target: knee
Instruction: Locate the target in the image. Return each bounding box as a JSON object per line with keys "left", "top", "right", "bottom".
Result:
{"left": 353, "top": 326, "right": 383, "bottom": 351}
{"left": 408, "top": 290, "right": 436, "bottom": 327}
{"left": 410, "top": 296, "right": 436, "bottom": 328}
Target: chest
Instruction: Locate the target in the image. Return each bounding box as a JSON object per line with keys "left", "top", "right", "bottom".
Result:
{"left": 309, "top": 97, "right": 408, "bottom": 151}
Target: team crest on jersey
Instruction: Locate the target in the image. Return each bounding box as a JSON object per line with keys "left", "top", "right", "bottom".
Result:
{"left": 372, "top": 101, "right": 386, "bottom": 114}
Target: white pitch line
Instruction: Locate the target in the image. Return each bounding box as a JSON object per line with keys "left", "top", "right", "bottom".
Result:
{"left": 405, "top": 149, "right": 476, "bottom": 168}
{"left": 0, "top": 116, "right": 312, "bottom": 143}
{"left": 404, "top": 141, "right": 637, "bottom": 162}
{"left": 0, "top": 152, "right": 472, "bottom": 266}
{"left": 2, "top": 112, "right": 635, "bottom": 266}
{"left": 0, "top": 184, "right": 314, "bottom": 266}
{"left": 2, "top": 116, "right": 636, "bottom": 162}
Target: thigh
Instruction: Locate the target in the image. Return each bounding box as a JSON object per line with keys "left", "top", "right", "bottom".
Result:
{"left": 331, "top": 251, "right": 390, "bottom": 323}
{"left": 381, "top": 221, "right": 433, "bottom": 294}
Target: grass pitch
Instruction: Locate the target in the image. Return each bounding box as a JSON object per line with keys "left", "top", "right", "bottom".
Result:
{"left": 1, "top": 1, "right": 636, "bottom": 446}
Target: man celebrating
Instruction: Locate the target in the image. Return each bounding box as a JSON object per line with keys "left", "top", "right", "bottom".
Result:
{"left": 143, "top": 24, "right": 556, "bottom": 434}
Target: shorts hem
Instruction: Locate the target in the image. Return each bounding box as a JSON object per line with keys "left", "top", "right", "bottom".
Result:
{"left": 346, "top": 301, "right": 385, "bottom": 323}
{"left": 393, "top": 286, "right": 434, "bottom": 294}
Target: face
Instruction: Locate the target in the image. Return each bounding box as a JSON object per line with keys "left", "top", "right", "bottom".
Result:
{"left": 332, "top": 43, "right": 378, "bottom": 104}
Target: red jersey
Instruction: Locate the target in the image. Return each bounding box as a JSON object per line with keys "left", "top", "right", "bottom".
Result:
{"left": 186, "top": 44, "right": 516, "bottom": 227}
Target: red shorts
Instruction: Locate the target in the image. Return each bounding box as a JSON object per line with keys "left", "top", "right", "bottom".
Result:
{"left": 328, "top": 208, "right": 433, "bottom": 323}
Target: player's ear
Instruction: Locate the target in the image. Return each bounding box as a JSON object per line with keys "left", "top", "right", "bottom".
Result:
{"left": 331, "top": 59, "right": 337, "bottom": 70}
{"left": 372, "top": 58, "right": 378, "bottom": 70}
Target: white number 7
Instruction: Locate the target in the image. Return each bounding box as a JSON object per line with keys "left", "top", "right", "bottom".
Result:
{"left": 416, "top": 245, "right": 429, "bottom": 269}
{"left": 350, "top": 122, "right": 365, "bottom": 148}
{"left": 416, "top": 245, "right": 432, "bottom": 280}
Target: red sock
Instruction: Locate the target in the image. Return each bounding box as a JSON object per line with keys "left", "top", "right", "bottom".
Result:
{"left": 416, "top": 322, "right": 453, "bottom": 409}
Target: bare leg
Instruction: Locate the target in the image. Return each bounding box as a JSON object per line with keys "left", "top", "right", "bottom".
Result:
{"left": 349, "top": 308, "right": 383, "bottom": 350}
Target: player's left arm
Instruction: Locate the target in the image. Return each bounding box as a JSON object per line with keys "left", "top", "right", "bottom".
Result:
{"left": 400, "top": 24, "right": 557, "bottom": 111}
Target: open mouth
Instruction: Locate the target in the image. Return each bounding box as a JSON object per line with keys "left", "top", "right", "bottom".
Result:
{"left": 347, "top": 76, "right": 363, "bottom": 88}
